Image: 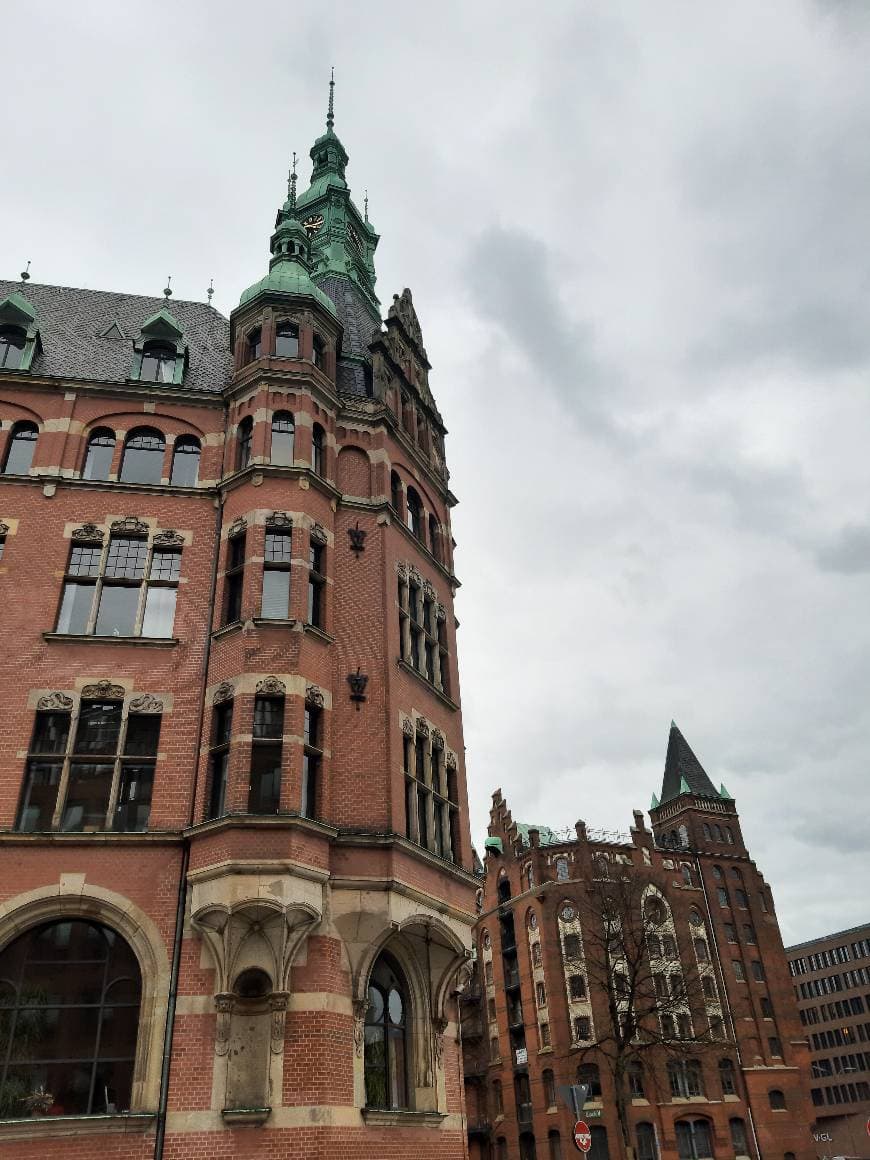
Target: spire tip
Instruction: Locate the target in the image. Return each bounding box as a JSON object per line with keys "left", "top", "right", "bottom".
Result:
{"left": 327, "top": 67, "right": 335, "bottom": 130}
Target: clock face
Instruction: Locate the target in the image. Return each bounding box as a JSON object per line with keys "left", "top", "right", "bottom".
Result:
{"left": 561, "top": 905, "right": 576, "bottom": 922}
{"left": 303, "top": 213, "right": 324, "bottom": 236}
{"left": 346, "top": 222, "right": 363, "bottom": 253}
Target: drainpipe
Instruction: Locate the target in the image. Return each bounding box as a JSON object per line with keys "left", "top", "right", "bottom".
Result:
{"left": 154, "top": 441, "right": 227, "bottom": 1158}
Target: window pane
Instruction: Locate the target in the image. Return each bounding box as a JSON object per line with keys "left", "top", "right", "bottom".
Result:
{"left": 253, "top": 697, "right": 284, "bottom": 739}
{"left": 62, "top": 763, "right": 114, "bottom": 830}
{"left": 207, "top": 752, "right": 228, "bottom": 819}
{"left": 113, "top": 762, "right": 154, "bottom": 832}
{"left": 150, "top": 551, "right": 181, "bottom": 581}
{"left": 213, "top": 703, "right": 233, "bottom": 745}
{"left": 142, "top": 585, "right": 177, "bottom": 637}
{"left": 105, "top": 538, "right": 148, "bottom": 579}
{"left": 275, "top": 328, "right": 299, "bottom": 357}
{"left": 119, "top": 432, "right": 165, "bottom": 484}
{"left": 68, "top": 544, "right": 102, "bottom": 576}
{"left": 169, "top": 440, "right": 200, "bottom": 486}
{"left": 95, "top": 585, "right": 140, "bottom": 636}
{"left": 302, "top": 753, "right": 318, "bottom": 817}
{"left": 74, "top": 701, "right": 122, "bottom": 755}
{"left": 31, "top": 712, "right": 71, "bottom": 755}
{"left": 249, "top": 743, "right": 281, "bottom": 813}
{"left": 262, "top": 569, "right": 290, "bottom": 619}
{"left": 265, "top": 531, "right": 293, "bottom": 562}
{"left": 56, "top": 582, "right": 94, "bottom": 634}
{"left": 124, "top": 715, "right": 161, "bottom": 756}
{"left": 16, "top": 761, "right": 61, "bottom": 831}
{"left": 83, "top": 434, "right": 115, "bottom": 481}
{"left": 270, "top": 417, "right": 295, "bottom": 466}
{"left": 3, "top": 426, "right": 37, "bottom": 475}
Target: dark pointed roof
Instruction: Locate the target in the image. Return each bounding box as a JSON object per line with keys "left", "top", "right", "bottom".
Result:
{"left": 660, "top": 721, "right": 720, "bottom": 804}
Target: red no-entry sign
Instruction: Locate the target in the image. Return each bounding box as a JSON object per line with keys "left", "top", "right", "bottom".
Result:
{"left": 574, "top": 1120, "right": 592, "bottom": 1153}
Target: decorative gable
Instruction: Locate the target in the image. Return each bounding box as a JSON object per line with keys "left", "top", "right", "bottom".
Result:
{"left": 130, "top": 307, "right": 188, "bottom": 385}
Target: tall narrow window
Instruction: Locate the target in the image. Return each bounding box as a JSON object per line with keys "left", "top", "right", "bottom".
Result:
{"left": 636, "top": 1124, "right": 658, "bottom": 1160}
{"left": 0, "top": 919, "right": 142, "bottom": 1116}
{"left": 719, "top": 1058, "right": 737, "bottom": 1096}
{"left": 270, "top": 412, "right": 295, "bottom": 466}
{"left": 206, "top": 700, "right": 233, "bottom": 819}
{"left": 543, "top": 1068, "right": 556, "bottom": 1108}
{"left": 428, "top": 514, "right": 440, "bottom": 561}
{"left": 675, "top": 1120, "right": 713, "bottom": 1160}
{"left": 262, "top": 524, "right": 292, "bottom": 619}
{"left": 549, "top": 1131, "right": 563, "bottom": 1160}
{"left": 406, "top": 487, "right": 423, "bottom": 541}
{"left": 139, "top": 341, "right": 176, "bottom": 383}
{"left": 0, "top": 326, "right": 26, "bottom": 369}
{"left": 390, "top": 470, "right": 403, "bottom": 516}
{"left": 364, "top": 954, "right": 409, "bottom": 1109}
{"left": 16, "top": 698, "right": 160, "bottom": 833}
{"left": 223, "top": 531, "right": 245, "bottom": 624}
{"left": 302, "top": 701, "right": 322, "bottom": 818}
{"left": 275, "top": 322, "right": 299, "bottom": 357}
{"left": 82, "top": 428, "right": 116, "bottom": 481}
{"left": 169, "top": 436, "right": 200, "bottom": 486}
{"left": 236, "top": 416, "right": 253, "bottom": 471}
{"left": 729, "top": 1119, "right": 748, "bottom": 1156}
{"left": 312, "top": 335, "right": 325, "bottom": 371}
{"left": 590, "top": 1127, "right": 610, "bottom": 1160}
{"left": 311, "top": 423, "right": 325, "bottom": 476}
{"left": 249, "top": 695, "right": 283, "bottom": 813}
{"left": 57, "top": 532, "right": 181, "bottom": 638}
{"left": 119, "top": 427, "right": 165, "bottom": 486}
{"left": 245, "top": 328, "right": 262, "bottom": 363}
{"left": 307, "top": 534, "right": 325, "bottom": 627}
{"left": 2, "top": 421, "right": 37, "bottom": 475}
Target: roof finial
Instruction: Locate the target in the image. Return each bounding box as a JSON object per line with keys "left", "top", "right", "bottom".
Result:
{"left": 288, "top": 151, "right": 298, "bottom": 208}
{"left": 364, "top": 189, "right": 369, "bottom": 223}
{"left": 163, "top": 275, "right": 172, "bottom": 300}
{"left": 327, "top": 67, "right": 335, "bottom": 131}
{"left": 207, "top": 278, "right": 214, "bottom": 305}
{"left": 20, "top": 260, "right": 31, "bottom": 284}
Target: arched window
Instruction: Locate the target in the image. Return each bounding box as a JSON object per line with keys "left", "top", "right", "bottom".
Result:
{"left": 645, "top": 896, "right": 666, "bottom": 925}
{"left": 0, "top": 918, "right": 142, "bottom": 1117}
{"left": 637, "top": 1123, "right": 658, "bottom": 1160}
{"left": 405, "top": 487, "right": 423, "bottom": 540}
{"left": 497, "top": 1139, "right": 508, "bottom": 1160}
{"left": 719, "top": 1057, "right": 737, "bottom": 1096}
{"left": 364, "top": 954, "right": 409, "bottom": 1110}
{"left": 555, "top": 857, "right": 569, "bottom": 882}
{"left": 669, "top": 1059, "right": 703, "bottom": 1098}
{"left": 577, "top": 1061, "right": 602, "bottom": 1099}
{"left": 313, "top": 335, "right": 326, "bottom": 371}
{"left": 675, "top": 1119, "right": 713, "bottom": 1160}
{"left": 0, "top": 326, "right": 26, "bottom": 370}
{"left": 82, "top": 428, "right": 116, "bottom": 481}
{"left": 139, "top": 341, "right": 176, "bottom": 384}
{"left": 693, "top": 938, "right": 709, "bottom": 961}
{"left": 725, "top": 826, "right": 734, "bottom": 844}
{"left": 119, "top": 427, "right": 165, "bottom": 485}
{"left": 497, "top": 877, "right": 511, "bottom": 904}
{"left": 390, "top": 470, "right": 403, "bottom": 515}
{"left": 245, "top": 328, "right": 262, "bottom": 364}
{"left": 2, "top": 421, "right": 38, "bottom": 475}
{"left": 275, "top": 322, "right": 299, "bottom": 358}
{"left": 428, "top": 514, "right": 440, "bottom": 561}
{"left": 519, "top": 1131, "right": 537, "bottom": 1160}
{"left": 590, "top": 1126, "right": 610, "bottom": 1160}
{"left": 169, "top": 436, "right": 200, "bottom": 487}
{"left": 681, "top": 864, "right": 693, "bottom": 886}
{"left": 729, "top": 1118, "right": 748, "bottom": 1155}
{"left": 311, "top": 423, "right": 325, "bottom": 476}
{"left": 678, "top": 825, "right": 689, "bottom": 847}
{"left": 236, "top": 416, "right": 253, "bottom": 472}
{"left": 768, "top": 1089, "right": 786, "bottom": 1110}
{"left": 270, "top": 412, "right": 295, "bottom": 467}
{"left": 548, "top": 1129, "right": 563, "bottom": 1160}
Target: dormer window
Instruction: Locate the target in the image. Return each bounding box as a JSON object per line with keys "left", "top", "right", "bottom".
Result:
{"left": 140, "top": 342, "right": 177, "bottom": 384}
{"left": 0, "top": 326, "right": 26, "bottom": 370}
{"left": 313, "top": 335, "right": 325, "bottom": 372}
{"left": 246, "top": 328, "right": 262, "bottom": 364}
{"left": 275, "top": 323, "right": 299, "bottom": 358}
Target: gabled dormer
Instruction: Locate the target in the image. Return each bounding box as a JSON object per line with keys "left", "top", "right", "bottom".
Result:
{"left": 0, "top": 292, "right": 41, "bottom": 372}
{"left": 130, "top": 308, "right": 188, "bottom": 385}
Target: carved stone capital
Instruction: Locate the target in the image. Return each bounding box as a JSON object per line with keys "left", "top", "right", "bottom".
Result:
{"left": 422, "top": 580, "right": 437, "bottom": 602}
{"left": 353, "top": 997, "right": 369, "bottom": 1058}
{"left": 110, "top": 516, "right": 149, "bottom": 537}
{"left": 436, "top": 603, "right": 448, "bottom": 623}
{"left": 227, "top": 516, "right": 247, "bottom": 540}
{"left": 0, "top": 521, "right": 8, "bottom": 537}
{"left": 432, "top": 1017, "right": 449, "bottom": 1067}
{"left": 257, "top": 676, "right": 286, "bottom": 696}
{"left": 214, "top": 993, "right": 235, "bottom": 1057}
{"left": 401, "top": 716, "right": 415, "bottom": 738}
{"left": 305, "top": 684, "right": 325, "bottom": 708}
{"left": 396, "top": 561, "right": 409, "bottom": 580}
{"left": 415, "top": 718, "right": 430, "bottom": 739}
{"left": 445, "top": 750, "right": 458, "bottom": 771}
{"left": 213, "top": 681, "right": 235, "bottom": 705}
{"left": 309, "top": 523, "right": 328, "bottom": 546}
{"left": 37, "top": 691, "right": 74, "bottom": 711}
{"left": 431, "top": 729, "right": 445, "bottom": 751}
{"left": 269, "top": 991, "right": 289, "bottom": 1054}
{"left": 81, "top": 680, "right": 125, "bottom": 700}
{"left": 128, "top": 693, "right": 164, "bottom": 714}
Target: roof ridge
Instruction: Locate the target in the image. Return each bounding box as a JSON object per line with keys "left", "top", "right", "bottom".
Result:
{"left": 0, "top": 279, "right": 224, "bottom": 315}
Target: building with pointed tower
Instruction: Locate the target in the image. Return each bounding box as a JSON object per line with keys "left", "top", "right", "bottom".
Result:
{"left": 0, "top": 80, "right": 477, "bottom": 1159}
{"left": 462, "top": 724, "right": 814, "bottom": 1160}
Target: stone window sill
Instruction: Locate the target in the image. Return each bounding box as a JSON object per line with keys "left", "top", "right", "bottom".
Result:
{"left": 221, "top": 1106, "right": 271, "bottom": 1126}
{"left": 397, "top": 659, "right": 458, "bottom": 711}
{"left": 0, "top": 829, "right": 181, "bottom": 844}
{"left": 361, "top": 1108, "right": 446, "bottom": 1128}
{"left": 0, "top": 1112, "right": 156, "bottom": 1140}
{"left": 303, "top": 621, "right": 335, "bottom": 643}
{"left": 43, "top": 632, "right": 177, "bottom": 648}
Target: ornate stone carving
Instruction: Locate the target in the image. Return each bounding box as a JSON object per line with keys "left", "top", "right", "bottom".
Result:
{"left": 37, "top": 691, "right": 74, "bottom": 711}
{"left": 213, "top": 681, "right": 235, "bottom": 705}
{"left": 422, "top": 580, "right": 437, "bottom": 602}
{"left": 305, "top": 684, "right": 325, "bottom": 708}
{"left": 0, "top": 521, "right": 8, "bottom": 538}
{"left": 110, "top": 516, "right": 149, "bottom": 537}
{"left": 401, "top": 716, "right": 415, "bottom": 738}
{"left": 71, "top": 523, "right": 103, "bottom": 543}
{"left": 153, "top": 530, "right": 184, "bottom": 547}
{"left": 269, "top": 992, "right": 289, "bottom": 1054}
{"left": 227, "top": 516, "right": 247, "bottom": 540}
{"left": 396, "top": 561, "right": 409, "bottom": 581}
{"left": 346, "top": 668, "right": 368, "bottom": 709}
{"left": 432, "top": 1016, "right": 449, "bottom": 1068}
{"left": 347, "top": 522, "right": 367, "bottom": 556}
{"left": 353, "top": 997, "right": 369, "bottom": 1058}
{"left": 81, "top": 680, "right": 125, "bottom": 700}
{"left": 309, "top": 523, "right": 328, "bottom": 546}
{"left": 436, "top": 603, "right": 448, "bottom": 623}
{"left": 445, "top": 750, "right": 458, "bottom": 771}
{"left": 407, "top": 565, "right": 423, "bottom": 587}
{"left": 267, "top": 511, "right": 293, "bottom": 529}
{"left": 415, "top": 718, "right": 430, "bottom": 739}
{"left": 256, "top": 676, "right": 286, "bottom": 696}
{"left": 388, "top": 289, "right": 426, "bottom": 356}
{"left": 128, "top": 693, "right": 164, "bottom": 714}
{"left": 431, "top": 729, "right": 445, "bottom": 751}
{"left": 214, "top": 993, "right": 235, "bottom": 1056}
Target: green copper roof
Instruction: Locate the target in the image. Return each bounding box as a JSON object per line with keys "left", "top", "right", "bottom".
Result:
{"left": 515, "top": 822, "right": 561, "bottom": 848}
{"left": 719, "top": 782, "right": 734, "bottom": 800}
{"left": 484, "top": 837, "right": 503, "bottom": 854}
{"left": 650, "top": 792, "right": 660, "bottom": 810}
{"left": 239, "top": 259, "right": 337, "bottom": 315}
{"left": 660, "top": 722, "right": 720, "bottom": 804}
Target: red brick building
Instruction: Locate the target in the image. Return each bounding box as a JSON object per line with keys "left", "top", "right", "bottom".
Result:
{"left": 0, "top": 86, "right": 476, "bottom": 1157}
{"left": 463, "top": 725, "right": 815, "bottom": 1160}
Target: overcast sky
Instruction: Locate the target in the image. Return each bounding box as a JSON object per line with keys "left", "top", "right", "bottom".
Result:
{"left": 6, "top": 0, "right": 870, "bottom": 945}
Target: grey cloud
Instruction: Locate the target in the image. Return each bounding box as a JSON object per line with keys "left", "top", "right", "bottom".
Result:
{"left": 815, "top": 523, "right": 870, "bottom": 573}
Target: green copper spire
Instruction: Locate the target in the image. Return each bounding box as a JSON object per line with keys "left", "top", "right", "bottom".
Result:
{"left": 650, "top": 792, "right": 660, "bottom": 810}
{"left": 719, "top": 782, "right": 734, "bottom": 800}
{"left": 679, "top": 775, "right": 691, "bottom": 795}
{"left": 327, "top": 66, "right": 335, "bottom": 131}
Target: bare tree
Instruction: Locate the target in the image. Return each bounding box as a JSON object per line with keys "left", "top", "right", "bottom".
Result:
{"left": 570, "top": 860, "right": 724, "bottom": 1160}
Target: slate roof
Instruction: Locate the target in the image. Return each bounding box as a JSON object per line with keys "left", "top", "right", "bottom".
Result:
{"left": 0, "top": 280, "right": 232, "bottom": 393}
{"left": 515, "top": 822, "right": 562, "bottom": 848}
{"left": 316, "top": 273, "right": 379, "bottom": 398}
{"left": 660, "top": 722, "right": 720, "bottom": 804}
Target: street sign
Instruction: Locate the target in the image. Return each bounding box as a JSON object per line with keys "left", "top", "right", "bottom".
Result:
{"left": 559, "top": 1083, "right": 590, "bottom": 1120}
{"left": 574, "top": 1120, "right": 592, "bottom": 1153}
